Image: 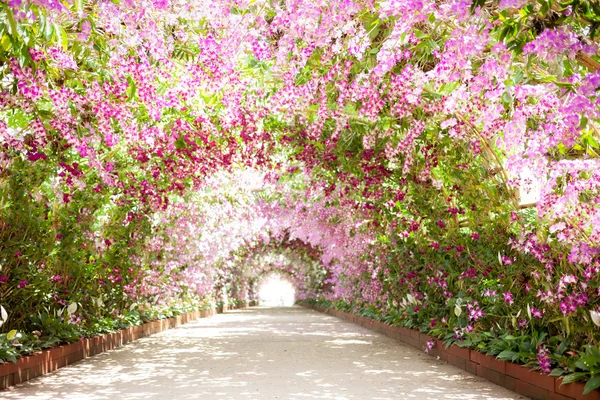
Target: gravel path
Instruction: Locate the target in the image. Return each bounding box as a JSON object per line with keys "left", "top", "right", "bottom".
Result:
{"left": 3, "top": 306, "right": 528, "bottom": 400}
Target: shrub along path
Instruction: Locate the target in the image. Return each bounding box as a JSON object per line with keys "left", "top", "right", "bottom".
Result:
{"left": 3, "top": 306, "right": 525, "bottom": 400}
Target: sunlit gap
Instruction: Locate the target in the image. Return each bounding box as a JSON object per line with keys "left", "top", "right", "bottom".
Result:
{"left": 258, "top": 273, "right": 296, "bottom": 306}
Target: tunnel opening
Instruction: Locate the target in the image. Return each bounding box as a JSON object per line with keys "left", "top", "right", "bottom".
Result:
{"left": 257, "top": 272, "right": 296, "bottom": 307}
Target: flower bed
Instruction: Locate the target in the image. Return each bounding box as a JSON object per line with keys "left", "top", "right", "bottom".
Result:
{"left": 300, "top": 302, "right": 600, "bottom": 400}
{"left": 0, "top": 307, "right": 244, "bottom": 390}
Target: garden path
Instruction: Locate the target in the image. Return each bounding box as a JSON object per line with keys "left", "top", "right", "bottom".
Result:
{"left": 3, "top": 306, "right": 527, "bottom": 400}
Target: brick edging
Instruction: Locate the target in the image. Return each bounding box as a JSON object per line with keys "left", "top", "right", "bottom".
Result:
{"left": 300, "top": 302, "right": 599, "bottom": 400}
{"left": 0, "top": 308, "right": 220, "bottom": 390}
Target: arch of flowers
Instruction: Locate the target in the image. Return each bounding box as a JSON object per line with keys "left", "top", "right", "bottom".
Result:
{"left": 2, "top": 0, "right": 600, "bottom": 392}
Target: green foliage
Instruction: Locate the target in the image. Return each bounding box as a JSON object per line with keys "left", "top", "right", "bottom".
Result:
{"left": 559, "top": 345, "right": 600, "bottom": 395}
{"left": 29, "top": 312, "right": 81, "bottom": 344}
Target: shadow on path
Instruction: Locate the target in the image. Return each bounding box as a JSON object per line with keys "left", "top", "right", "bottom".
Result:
{"left": 3, "top": 306, "right": 528, "bottom": 400}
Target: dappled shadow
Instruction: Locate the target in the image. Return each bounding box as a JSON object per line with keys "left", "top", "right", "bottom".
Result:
{"left": 4, "top": 306, "right": 527, "bottom": 400}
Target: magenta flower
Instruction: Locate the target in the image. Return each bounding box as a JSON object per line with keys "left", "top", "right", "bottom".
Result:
{"left": 531, "top": 308, "right": 544, "bottom": 319}
{"left": 518, "top": 319, "right": 528, "bottom": 329}
{"left": 537, "top": 346, "right": 552, "bottom": 374}
{"left": 17, "top": 280, "right": 28, "bottom": 289}
{"left": 425, "top": 340, "right": 435, "bottom": 353}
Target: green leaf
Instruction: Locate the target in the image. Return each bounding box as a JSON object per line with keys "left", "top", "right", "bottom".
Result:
{"left": 0, "top": 34, "right": 11, "bottom": 51}
{"left": 6, "top": 330, "right": 17, "bottom": 341}
{"left": 562, "top": 372, "right": 589, "bottom": 384}
{"left": 174, "top": 138, "right": 186, "bottom": 149}
{"left": 126, "top": 78, "right": 137, "bottom": 102}
{"left": 7, "top": 109, "right": 30, "bottom": 129}
{"left": 576, "top": 360, "right": 590, "bottom": 370}
{"left": 497, "top": 350, "right": 518, "bottom": 361}
{"left": 3, "top": 4, "right": 19, "bottom": 39}
{"left": 53, "top": 24, "right": 69, "bottom": 50}
{"left": 583, "top": 375, "right": 600, "bottom": 395}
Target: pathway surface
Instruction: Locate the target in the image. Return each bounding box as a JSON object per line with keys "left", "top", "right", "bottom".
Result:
{"left": 4, "top": 306, "right": 527, "bottom": 400}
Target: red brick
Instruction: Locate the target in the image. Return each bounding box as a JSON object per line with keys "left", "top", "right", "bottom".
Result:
{"left": 40, "top": 359, "right": 51, "bottom": 374}
{"left": 0, "top": 373, "right": 14, "bottom": 389}
{"left": 522, "top": 371, "right": 556, "bottom": 393}
{"left": 18, "top": 353, "right": 44, "bottom": 370}
{"left": 548, "top": 393, "right": 576, "bottom": 400}
{"left": 427, "top": 346, "right": 440, "bottom": 358}
{"left": 476, "top": 352, "right": 493, "bottom": 368}
{"left": 448, "top": 354, "right": 467, "bottom": 370}
{"left": 470, "top": 350, "right": 479, "bottom": 363}
{"left": 40, "top": 350, "right": 51, "bottom": 364}
{"left": 26, "top": 364, "right": 43, "bottom": 380}
{"left": 114, "top": 332, "right": 123, "bottom": 346}
{"left": 91, "top": 336, "right": 102, "bottom": 348}
{"left": 0, "top": 361, "right": 11, "bottom": 377}
{"left": 477, "top": 364, "right": 502, "bottom": 386}
{"left": 386, "top": 326, "right": 402, "bottom": 341}
{"left": 12, "top": 369, "right": 28, "bottom": 385}
{"left": 438, "top": 348, "right": 449, "bottom": 362}
{"left": 409, "top": 329, "right": 420, "bottom": 339}
{"left": 46, "top": 358, "right": 57, "bottom": 373}
{"left": 48, "top": 345, "right": 63, "bottom": 360}
{"left": 54, "top": 356, "right": 67, "bottom": 369}
{"left": 465, "top": 360, "right": 478, "bottom": 375}
{"left": 506, "top": 361, "right": 533, "bottom": 381}
{"left": 407, "top": 337, "right": 422, "bottom": 348}
{"left": 398, "top": 327, "right": 412, "bottom": 339}
{"left": 59, "top": 343, "right": 72, "bottom": 356}
{"left": 419, "top": 332, "right": 434, "bottom": 345}
{"left": 556, "top": 379, "right": 600, "bottom": 400}
{"left": 70, "top": 340, "right": 83, "bottom": 353}
{"left": 447, "top": 344, "right": 470, "bottom": 360}
{"left": 66, "top": 350, "right": 84, "bottom": 365}
{"left": 383, "top": 325, "right": 394, "bottom": 338}
{"left": 372, "top": 321, "right": 387, "bottom": 335}
{"left": 344, "top": 313, "right": 354, "bottom": 323}
{"left": 515, "top": 379, "right": 554, "bottom": 400}
{"left": 501, "top": 375, "right": 519, "bottom": 392}
{"left": 490, "top": 357, "right": 507, "bottom": 374}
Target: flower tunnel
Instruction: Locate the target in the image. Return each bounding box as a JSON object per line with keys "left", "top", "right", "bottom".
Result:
{"left": 1, "top": 0, "right": 600, "bottom": 394}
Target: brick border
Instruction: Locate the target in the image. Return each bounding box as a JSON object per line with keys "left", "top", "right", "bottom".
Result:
{"left": 300, "top": 302, "right": 600, "bottom": 400}
{"left": 0, "top": 304, "right": 250, "bottom": 390}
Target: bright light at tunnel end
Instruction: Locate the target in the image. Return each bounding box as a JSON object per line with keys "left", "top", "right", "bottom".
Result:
{"left": 258, "top": 274, "right": 296, "bottom": 307}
